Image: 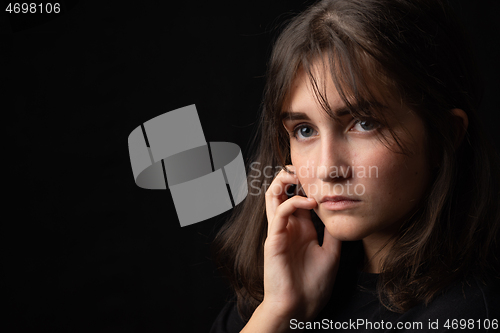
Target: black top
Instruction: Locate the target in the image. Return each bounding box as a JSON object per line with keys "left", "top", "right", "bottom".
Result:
{"left": 210, "top": 271, "right": 500, "bottom": 332}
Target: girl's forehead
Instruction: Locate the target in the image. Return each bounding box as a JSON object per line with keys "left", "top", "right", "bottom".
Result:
{"left": 281, "top": 64, "right": 402, "bottom": 119}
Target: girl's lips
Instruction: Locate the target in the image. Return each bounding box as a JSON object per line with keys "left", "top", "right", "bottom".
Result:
{"left": 320, "top": 196, "right": 361, "bottom": 211}
{"left": 321, "top": 199, "right": 361, "bottom": 210}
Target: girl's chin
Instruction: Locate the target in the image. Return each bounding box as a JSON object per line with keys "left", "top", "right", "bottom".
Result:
{"left": 322, "top": 223, "right": 371, "bottom": 242}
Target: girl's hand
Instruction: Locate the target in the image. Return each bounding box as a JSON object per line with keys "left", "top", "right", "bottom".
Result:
{"left": 262, "top": 165, "right": 342, "bottom": 322}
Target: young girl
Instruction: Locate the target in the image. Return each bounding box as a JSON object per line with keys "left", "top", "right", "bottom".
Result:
{"left": 211, "top": 0, "right": 500, "bottom": 331}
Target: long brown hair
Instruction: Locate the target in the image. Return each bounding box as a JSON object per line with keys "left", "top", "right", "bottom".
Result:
{"left": 213, "top": 0, "right": 500, "bottom": 319}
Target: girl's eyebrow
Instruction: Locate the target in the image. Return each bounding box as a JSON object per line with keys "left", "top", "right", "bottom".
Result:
{"left": 281, "top": 106, "right": 351, "bottom": 122}
{"left": 281, "top": 101, "right": 387, "bottom": 122}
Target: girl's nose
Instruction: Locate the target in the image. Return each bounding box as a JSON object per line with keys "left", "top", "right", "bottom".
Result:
{"left": 316, "top": 138, "right": 352, "bottom": 182}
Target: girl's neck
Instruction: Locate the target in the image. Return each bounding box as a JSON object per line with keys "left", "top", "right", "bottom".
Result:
{"left": 362, "top": 235, "right": 394, "bottom": 274}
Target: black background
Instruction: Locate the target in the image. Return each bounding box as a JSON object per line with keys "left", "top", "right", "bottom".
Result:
{"left": 2, "top": 0, "right": 499, "bottom": 332}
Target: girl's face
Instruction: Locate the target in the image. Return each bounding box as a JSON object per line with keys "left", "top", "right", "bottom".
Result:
{"left": 282, "top": 68, "right": 432, "bottom": 246}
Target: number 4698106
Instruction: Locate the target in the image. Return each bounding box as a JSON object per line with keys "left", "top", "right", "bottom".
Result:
{"left": 6, "top": 3, "right": 61, "bottom": 14}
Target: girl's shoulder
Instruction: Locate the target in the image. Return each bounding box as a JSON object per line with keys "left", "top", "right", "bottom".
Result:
{"left": 209, "top": 276, "right": 500, "bottom": 333}
{"left": 210, "top": 296, "right": 245, "bottom": 333}
{"left": 326, "top": 272, "right": 500, "bottom": 332}
{"left": 400, "top": 276, "right": 500, "bottom": 328}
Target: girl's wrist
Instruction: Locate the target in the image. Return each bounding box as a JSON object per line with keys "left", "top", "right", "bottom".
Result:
{"left": 241, "top": 301, "right": 298, "bottom": 333}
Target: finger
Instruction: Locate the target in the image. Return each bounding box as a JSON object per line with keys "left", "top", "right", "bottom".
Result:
{"left": 291, "top": 204, "right": 320, "bottom": 240}
{"left": 265, "top": 166, "right": 299, "bottom": 221}
{"left": 268, "top": 196, "right": 316, "bottom": 236}
{"left": 284, "top": 164, "right": 296, "bottom": 175}
{"left": 293, "top": 197, "right": 317, "bottom": 220}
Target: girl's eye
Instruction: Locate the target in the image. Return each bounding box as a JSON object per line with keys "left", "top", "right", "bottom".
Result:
{"left": 351, "top": 119, "right": 380, "bottom": 132}
{"left": 292, "top": 125, "right": 317, "bottom": 140}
